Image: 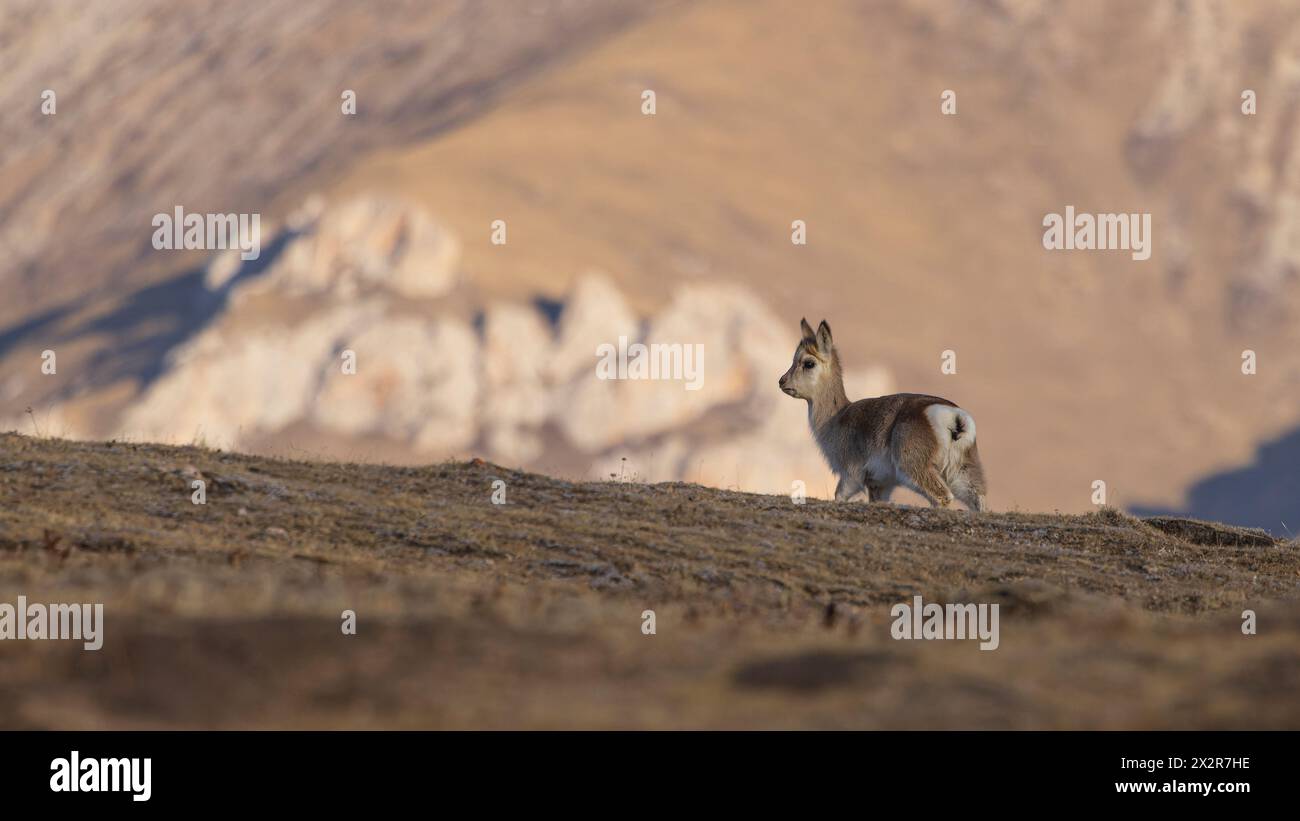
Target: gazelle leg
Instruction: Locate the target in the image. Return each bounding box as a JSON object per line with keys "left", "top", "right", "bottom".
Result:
{"left": 913, "top": 466, "right": 954, "bottom": 509}
{"left": 867, "top": 483, "right": 896, "bottom": 503}
{"left": 835, "top": 475, "right": 865, "bottom": 501}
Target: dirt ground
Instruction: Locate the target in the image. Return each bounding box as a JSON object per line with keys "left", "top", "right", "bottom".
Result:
{"left": 1, "top": 431, "right": 1298, "bottom": 729}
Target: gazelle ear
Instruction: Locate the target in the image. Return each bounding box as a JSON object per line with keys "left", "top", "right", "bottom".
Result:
{"left": 800, "top": 318, "right": 816, "bottom": 341}
{"left": 815, "top": 320, "right": 833, "bottom": 352}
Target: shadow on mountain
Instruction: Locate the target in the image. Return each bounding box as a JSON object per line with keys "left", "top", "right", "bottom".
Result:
{"left": 1130, "top": 425, "right": 1300, "bottom": 537}
{"left": 0, "top": 230, "right": 297, "bottom": 395}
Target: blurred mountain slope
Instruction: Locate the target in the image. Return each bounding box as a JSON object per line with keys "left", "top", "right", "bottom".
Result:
{"left": 0, "top": 0, "right": 661, "bottom": 322}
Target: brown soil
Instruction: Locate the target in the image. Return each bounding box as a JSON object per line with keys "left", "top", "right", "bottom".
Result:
{"left": 1, "top": 432, "right": 1297, "bottom": 728}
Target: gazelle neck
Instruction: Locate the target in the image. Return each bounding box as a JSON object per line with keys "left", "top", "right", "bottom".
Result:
{"left": 807, "top": 369, "right": 850, "bottom": 432}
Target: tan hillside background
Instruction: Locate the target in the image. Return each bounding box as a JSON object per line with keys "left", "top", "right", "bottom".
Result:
{"left": 3, "top": 0, "right": 1300, "bottom": 522}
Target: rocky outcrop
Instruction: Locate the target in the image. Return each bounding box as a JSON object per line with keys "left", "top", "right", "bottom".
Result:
{"left": 311, "top": 315, "right": 480, "bottom": 451}
{"left": 206, "top": 196, "right": 461, "bottom": 300}
{"left": 118, "top": 301, "right": 387, "bottom": 447}
{"left": 112, "top": 197, "right": 894, "bottom": 496}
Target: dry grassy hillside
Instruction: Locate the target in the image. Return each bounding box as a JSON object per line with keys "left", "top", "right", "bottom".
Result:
{"left": 2, "top": 432, "right": 1297, "bottom": 729}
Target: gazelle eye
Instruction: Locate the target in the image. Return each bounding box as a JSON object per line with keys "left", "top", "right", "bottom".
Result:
{"left": 802, "top": 359, "right": 815, "bottom": 369}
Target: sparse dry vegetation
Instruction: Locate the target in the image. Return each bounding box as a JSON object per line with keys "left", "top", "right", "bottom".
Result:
{"left": 2, "top": 432, "right": 1298, "bottom": 729}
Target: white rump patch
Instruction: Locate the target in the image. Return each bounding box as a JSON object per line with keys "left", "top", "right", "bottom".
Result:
{"left": 924, "top": 404, "right": 977, "bottom": 478}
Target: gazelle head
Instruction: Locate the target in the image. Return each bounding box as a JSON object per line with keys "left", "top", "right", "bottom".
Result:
{"left": 779, "top": 318, "right": 838, "bottom": 401}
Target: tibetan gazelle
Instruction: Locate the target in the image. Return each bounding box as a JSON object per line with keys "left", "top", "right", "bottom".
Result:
{"left": 779, "top": 319, "right": 987, "bottom": 510}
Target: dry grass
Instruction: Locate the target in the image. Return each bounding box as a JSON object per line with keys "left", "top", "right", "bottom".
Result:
{"left": 1, "top": 432, "right": 1298, "bottom": 728}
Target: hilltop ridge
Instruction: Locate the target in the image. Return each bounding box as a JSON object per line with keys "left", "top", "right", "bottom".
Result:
{"left": 1, "top": 432, "right": 1297, "bottom": 729}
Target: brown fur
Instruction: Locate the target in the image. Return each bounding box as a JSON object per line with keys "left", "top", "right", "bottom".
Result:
{"left": 779, "top": 319, "right": 987, "bottom": 510}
